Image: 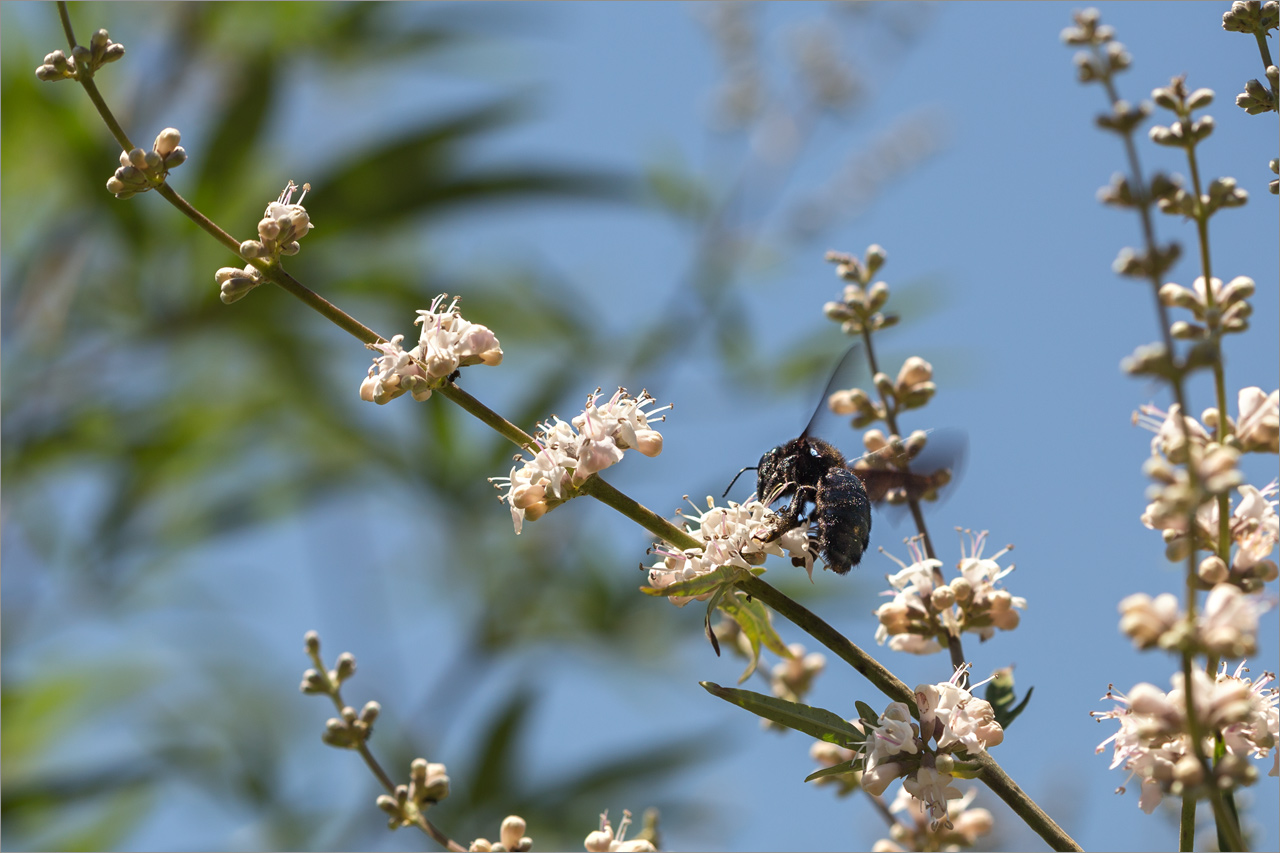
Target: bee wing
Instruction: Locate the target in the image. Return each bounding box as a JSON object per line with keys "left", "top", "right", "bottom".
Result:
{"left": 852, "top": 428, "right": 967, "bottom": 524}
{"left": 799, "top": 344, "right": 865, "bottom": 442}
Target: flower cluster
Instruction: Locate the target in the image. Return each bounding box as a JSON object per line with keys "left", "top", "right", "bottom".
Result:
{"left": 1222, "top": 1, "right": 1279, "bottom": 115}
{"left": 34, "top": 28, "right": 124, "bottom": 82}
{"left": 584, "top": 810, "right": 655, "bottom": 853}
{"left": 238, "top": 180, "right": 314, "bottom": 261}
{"left": 1159, "top": 275, "right": 1258, "bottom": 341}
{"left": 105, "top": 127, "right": 188, "bottom": 200}
{"left": 468, "top": 815, "right": 532, "bottom": 852}
{"left": 873, "top": 786, "right": 994, "bottom": 852}
{"left": 822, "top": 245, "right": 893, "bottom": 336}
{"left": 770, "top": 642, "right": 826, "bottom": 705}
{"left": 1119, "top": 583, "right": 1271, "bottom": 658}
{"left": 375, "top": 758, "right": 451, "bottom": 831}
{"left": 858, "top": 668, "right": 1004, "bottom": 829}
{"left": 1093, "top": 664, "right": 1279, "bottom": 813}
{"left": 646, "top": 497, "right": 813, "bottom": 605}
{"left": 873, "top": 531, "right": 1025, "bottom": 655}
{"left": 360, "top": 294, "right": 503, "bottom": 404}
{"left": 830, "top": 364, "right": 936, "bottom": 431}
{"left": 491, "top": 389, "right": 667, "bottom": 533}
{"left": 215, "top": 182, "right": 317, "bottom": 302}
{"left": 1137, "top": 396, "right": 1279, "bottom": 584}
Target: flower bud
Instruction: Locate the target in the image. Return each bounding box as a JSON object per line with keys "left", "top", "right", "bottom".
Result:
{"left": 334, "top": 652, "right": 357, "bottom": 682}
{"left": 867, "top": 280, "right": 889, "bottom": 311}
{"left": 930, "top": 585, "right": 956, "bottom": 610}
{"left": 1197, "top": 555, "right": 1228, "bottom": 585}
{"left": 863, "top": 429, "right": 887, "bottom": 454}
{"left": 154, "top": 127, "right": 181, "bottom": 157}
{"left": 864, "top": 244, "right": 886, "bottom": 273}
{"left": 500, "top": 816, "right": 528, "bottom": 851}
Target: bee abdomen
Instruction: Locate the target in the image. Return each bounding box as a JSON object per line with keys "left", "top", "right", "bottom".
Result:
{"left": 815, "top": 468, "right": 871, "bottom": 574}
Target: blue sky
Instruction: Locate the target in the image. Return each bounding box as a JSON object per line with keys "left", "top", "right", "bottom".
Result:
{"left": 4, "top": 2, "right": 1277, "bottom": 851}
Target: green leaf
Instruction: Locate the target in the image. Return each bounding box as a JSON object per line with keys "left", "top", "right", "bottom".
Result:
{"left": 984, "top": 667, "right": 1034, "bottom": 730}
{"left": 639, "top": 565, "right": 748, "bottom": 600}
{"left": 700, "top": 682, "right": 866, "bottom": 748}
{"left": 803, "top": 759, "right": 861, "bottom": 783}
{"left": 703, "top": 584, "right": 729, "bottom": 657}
{"left": 718, "top": 594, "right": 790, "bottom": 684}
{"left": 854, "top": 700, "right": 881, "bottom": 726}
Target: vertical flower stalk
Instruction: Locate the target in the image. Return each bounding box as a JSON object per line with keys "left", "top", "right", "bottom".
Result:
{"left": 1064, "top": 8, "right": 1277, "bottom": 850}
{"left": 823, "top": 246, "right": 969, "bottom": 676}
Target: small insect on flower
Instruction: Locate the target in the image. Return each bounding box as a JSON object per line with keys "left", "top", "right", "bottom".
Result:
{"left": 726, "top": 347, "right": 961, "bottom": 575}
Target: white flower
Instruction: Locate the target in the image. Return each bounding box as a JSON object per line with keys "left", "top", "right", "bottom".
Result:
{"left": 240, "top": 181, "right": 314, "bottom": 259}
{"left": 646, "top": 497, "right": 814, "bottom": 605}
{"left": 1199, "top": 584, "right": 1270, "bottom": 658}
{"left": 360, "top": 294, "right": 502, "bottom": 405}
{"left": 874, "top": 531, "right": 1023, "bottom": 652}
{"left": 490, "top": 390, "right": 668, "bottom": 533}
{"left": 1235, "top": 387, "right": 1279, "bottom": 453}
{"left": 1232, "top": 481, "right": 1279, "bottom": 576}
{"left": 767, "top": 644, "right": 826, "bottom": 708}
{"left": 902, "top": 766, "right": 963, "bottom": 830}
{"left": 916, "top": 667, "right": 1003, "bottom": 756}
{"left": 359, "top": 335, "right": 429, "bottom": 405}
{"left": 1118, "top": 592, "right": 1180, "bottom": 649}
{"left": 884, "top": 785, "right": 993, "bottom": 848}
{"left": 584, "top": 810, "right": 654, "bottom": 853}
{"left": 1093, "top": 665, "right": 1279, "bottom": 811}
{"left": 1136, "top": 402, "right": 1210, "bottom": 463}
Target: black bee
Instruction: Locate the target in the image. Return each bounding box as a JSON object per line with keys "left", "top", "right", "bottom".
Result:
{"left": 754, "top": 434, "right": 871, "bottom": 574}
{"left": 729, "top": 350, "right": 960, "bottom": 575}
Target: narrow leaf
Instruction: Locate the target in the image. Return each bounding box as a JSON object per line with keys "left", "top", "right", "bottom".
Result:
{"left": 639, "top": 565, "right": 744, "bottom": 599}
{"left": 984, "top": 667, "right": 1034, "bottom": 730}
{"left": 854, "top": 700, "right": 881, "bottom": 725}
{"left": 700, "top": 682, "right": 866, "bottom": 747}
{"left": 804, "top": 759, "right": 861, "bottom": 783}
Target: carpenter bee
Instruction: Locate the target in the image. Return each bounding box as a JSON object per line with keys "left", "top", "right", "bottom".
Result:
{"left": 728, "top": 350, "right": 961, "bottom": 575}
{"left": 752, "top": 433, "right": 871, "bottom": 575}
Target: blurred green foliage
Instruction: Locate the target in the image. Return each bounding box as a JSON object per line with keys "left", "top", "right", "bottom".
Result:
{"left": 1, "top": 3, "right": 695, "bottom": 849}
{"left": 3, "top": 3, "right": 937, "bottom": 850}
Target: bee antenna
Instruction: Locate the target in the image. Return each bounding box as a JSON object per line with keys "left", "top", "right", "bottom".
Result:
{"left": 722, "top": 466, "right": 757, "bottom": 498}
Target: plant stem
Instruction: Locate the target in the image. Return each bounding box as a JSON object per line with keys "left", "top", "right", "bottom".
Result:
{"left": 304, "top": 649, "right": 463, "bottom": 851}
{"left": 1179, "top": 793, "right": 1196, "bottom": 851}
{"left": 973, "top": 753, "right": 1083, "bottom": 852}
{"left": 576, "top": 475, "right": 701, "bottom": 551}
{"left": 857, "top": 323, "right": 967, "bottom": 677}
{"left": 737, "top": 575, "right": 913, "bottom": 705}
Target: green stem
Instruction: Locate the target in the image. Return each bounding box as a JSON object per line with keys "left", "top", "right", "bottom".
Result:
{"left": 737, "top": 576, "right": 1080, "bottom": 852}
{"left": 737, "top": 576, "right": 912, "bottom": 705}
{"left": 304, "top": 649, "right": 463, "bottom": 852}
{"left": 1179, "top": 792, "right": 1196, "bottom": 851}
{"left": 75, "top": 75, "right": 134, "bottom": 152}
{"left": 436, "top": 383, "right": 536, "bottom": 454}
{"left": 857, "top": 323, "right": 967, "bottom": 677}
{"left": 576, "top": 475, "right": 700, "bottom": 551}
{"left": 973, "top": 753, "right": 1083, "bottom": 852}
{"left": 1253, "top": 31, "right": 1277, "bottom": 103}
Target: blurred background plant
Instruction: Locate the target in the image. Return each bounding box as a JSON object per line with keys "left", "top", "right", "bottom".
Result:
{"left": 2, "top": 3, "right": 945, "bottom": 850}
